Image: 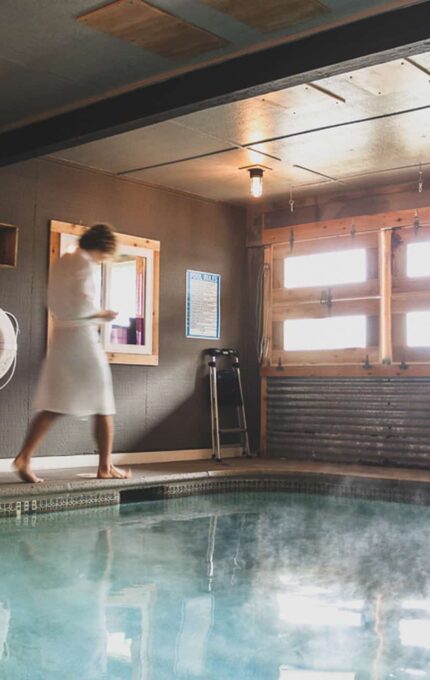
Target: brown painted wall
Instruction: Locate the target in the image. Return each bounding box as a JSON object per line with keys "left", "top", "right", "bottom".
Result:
{"left": 0, "top": 159, "right": 249, "bottom": 458}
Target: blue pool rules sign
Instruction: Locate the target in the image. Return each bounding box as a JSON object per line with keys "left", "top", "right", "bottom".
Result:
{"left": 186, "top": 270, "right": 221, "bottom": 340}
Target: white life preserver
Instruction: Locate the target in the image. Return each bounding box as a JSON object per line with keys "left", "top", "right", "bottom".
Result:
{"left": 0, "top": 308, "right": 18, "bottom": 389}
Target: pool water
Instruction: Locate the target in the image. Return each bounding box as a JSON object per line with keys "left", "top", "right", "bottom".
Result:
{"left": 0, "top": 491, "right": 430, "bottom": 679}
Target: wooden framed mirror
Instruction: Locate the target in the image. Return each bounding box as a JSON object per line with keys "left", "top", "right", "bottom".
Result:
{"left": 49, "top": 220, "right": 160, "bottom": 366}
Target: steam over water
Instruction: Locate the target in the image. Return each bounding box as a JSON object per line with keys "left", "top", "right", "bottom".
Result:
{"left": 0, "top": 491, "right": 429, "bottom": 678}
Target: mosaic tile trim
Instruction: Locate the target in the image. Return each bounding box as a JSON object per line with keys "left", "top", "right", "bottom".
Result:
{"left": 1, "top": 474, "right": 429, "bottom": 520}
{"left": 0, "top": 490, "right": 120, "bottom": 518}
{"left": 125, "top": 476, "right": 430, "bottom": 506}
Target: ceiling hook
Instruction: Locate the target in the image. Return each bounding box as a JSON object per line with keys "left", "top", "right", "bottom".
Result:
{"left": 289, "top": 187, "right": 295, "bottom": 213}
{"left": 414, "top": 209, "right": 420, "bottom": 236}
{"left": 418, "top": 165, "right": 424, "bottom": 193}
{"left": 363, "top": 355, "right": 372, "bottom": 370}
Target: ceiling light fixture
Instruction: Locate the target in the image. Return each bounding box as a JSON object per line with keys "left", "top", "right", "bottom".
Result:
{"left": 249, "top": 167, "right": 264, "bottom": 198}
{"left": 418, "top": 165, "right": 424, "bottom": 193}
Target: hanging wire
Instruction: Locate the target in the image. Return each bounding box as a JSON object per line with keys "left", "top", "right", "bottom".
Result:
{"left": 413, "top": 209, "right": 420, "bottom": 236}
{"left": 256, "top": 260, "right": 270, "bottom": 363}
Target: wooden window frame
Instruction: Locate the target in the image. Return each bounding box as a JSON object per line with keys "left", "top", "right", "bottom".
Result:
{"left": 49, "top": 220, "right": 160, "bottom": 366}
{"left": 260, "top": 206, "right": 430, "bottom": 378}
{"left": 0, "top": 223, "right": 18, "bottom": 268}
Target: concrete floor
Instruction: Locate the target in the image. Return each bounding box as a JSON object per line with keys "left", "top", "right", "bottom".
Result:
{"left": 1, "top": 457, "right": 430, "bottom": 500}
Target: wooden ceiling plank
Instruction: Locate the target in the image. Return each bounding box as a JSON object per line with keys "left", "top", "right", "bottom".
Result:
{"left": 77, "top": 0, "right": 228, "bottom": 61}
{"left": 201, "top": 0, "right": 329, "bottom": 33}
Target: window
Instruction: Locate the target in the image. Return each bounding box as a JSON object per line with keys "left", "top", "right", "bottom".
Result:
{"left": 266, "top": 233, "right": 378, "bottom": 366}
{"left": 392, "top": 226, "right": 430, "bottom": 364}
{"left": 284, "top": 316, "right": 366, "bottom": 351}
{"left": 407, "top": 241, "right": 430, "bottom": 278}
{"left": 49, "top": 220, "right": 160, "bottom": 366}
{"left": 284, "top": 249, "right": 366, "bottom": 288}
{"left": 406, "top": 311, "right": 430, "bottom": 347}
{"left": 260, "top": 207, "right": 430, "bottom": 372}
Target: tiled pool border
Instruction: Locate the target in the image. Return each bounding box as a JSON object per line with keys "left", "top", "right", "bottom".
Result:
{"left": 121, "top": 475, "right": 430, "bottom": 505}
{"left": 1, "top": 472, "right": 430, "bottom": 517}
{"left": 0, "top": 489, "right": 120, "bottom": 518}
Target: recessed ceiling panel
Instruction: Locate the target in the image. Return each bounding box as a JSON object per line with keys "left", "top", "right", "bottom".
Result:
{"left": 201, "top": 0, "right": 329, "bottom": 32}
{"left": 412, "top": 52, "right": 430, "bottom": 71}
{"left": 77, "top": 0, "right": 228, "bottom": 60}
{"left": 344, "top": 58, "right": 430, "bottom": 96}
{"left": 127, "top": 148, "right": 287, "bottom": 202}
{"left": 253, "top": 108, "right": 430, "bottom": 182}
{"left": 266, "top": 83, "right": 345, "bottom": 110}
{"left": 51, "top": 121, "right": 229, "bottom": 174}
{"left": 129, "top": 149, "right": 332, "bottom": 203}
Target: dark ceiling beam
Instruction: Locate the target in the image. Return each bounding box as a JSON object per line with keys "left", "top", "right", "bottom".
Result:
{"left": 1, "top": 1, "right": 430, "bottom": 167}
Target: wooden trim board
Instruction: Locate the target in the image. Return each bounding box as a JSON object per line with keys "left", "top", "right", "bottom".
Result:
{"left": 263, "top": 207, "right": 430, "bottom": 246}
{"left": 49, "top": 220, "right": 160, "bottom": 366}
{"left": 261, "top": 364, "right": 430, "bottom": 377}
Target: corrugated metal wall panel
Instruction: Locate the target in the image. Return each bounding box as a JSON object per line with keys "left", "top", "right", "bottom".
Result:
{"left": 267, "top": 377, "right": 430, "bottom": 466}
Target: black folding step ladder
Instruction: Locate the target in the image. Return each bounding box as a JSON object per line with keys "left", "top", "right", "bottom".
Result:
{"left": 205, "top": 348, "right": 251, "bottom": 463}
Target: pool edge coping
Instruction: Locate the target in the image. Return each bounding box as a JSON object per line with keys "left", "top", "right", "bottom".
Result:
{"left": 2, "top": 464, "right": 430, "bottom": 517}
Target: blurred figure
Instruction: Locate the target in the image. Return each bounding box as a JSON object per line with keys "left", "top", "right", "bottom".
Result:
{"left": 14, "top": 224, "right": 130, "bottom": 482}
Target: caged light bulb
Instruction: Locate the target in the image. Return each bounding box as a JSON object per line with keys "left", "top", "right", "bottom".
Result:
{"left": 249, "top": 168, "right": 264, "bottom": 198}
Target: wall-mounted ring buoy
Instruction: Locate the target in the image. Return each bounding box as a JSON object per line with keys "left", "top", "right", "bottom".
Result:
{"left": 0, "top": 309, "right": 19, "bottom": 390}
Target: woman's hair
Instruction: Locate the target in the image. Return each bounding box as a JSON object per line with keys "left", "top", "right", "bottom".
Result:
{"left": 79, "top": 223, "right": 117, "bottom": 254}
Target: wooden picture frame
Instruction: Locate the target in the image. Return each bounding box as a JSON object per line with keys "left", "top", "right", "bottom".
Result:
{"left": 49, "top": 220, "right": 160, "bottom": 366}
{"left": 0, "top": 223, "right": 18, "bottom": 268}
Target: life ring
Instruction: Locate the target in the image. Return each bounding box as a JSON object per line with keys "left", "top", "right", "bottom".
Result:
{"left": 0, "top": 309, "right": 18, "bottom": 387}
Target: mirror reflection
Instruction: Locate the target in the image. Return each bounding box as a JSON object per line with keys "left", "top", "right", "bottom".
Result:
{"left": 54, "top": 227, "right": 156, "bottom": 359}
{"left": 109, "top": 254, "right": 146, "bottom": 347}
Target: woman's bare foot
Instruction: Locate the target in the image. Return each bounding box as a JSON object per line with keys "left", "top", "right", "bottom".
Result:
{"left": 13, "top": 456, "right": 44, "bottom": 483}
{"left": 97, "top": 465, "right": 131, "bottom": 480}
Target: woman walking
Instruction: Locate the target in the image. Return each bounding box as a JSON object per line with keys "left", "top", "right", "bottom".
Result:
{"left": 14, "top": 224, "right": 130, "bottom": 483}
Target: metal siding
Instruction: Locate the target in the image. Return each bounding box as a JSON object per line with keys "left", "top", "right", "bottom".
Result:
{"left": 267, "top": 377, "right": 430, "bottom": 466}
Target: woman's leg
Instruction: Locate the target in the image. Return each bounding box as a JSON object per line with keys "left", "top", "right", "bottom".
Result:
{"left": 94, "top": 415, "right": 130, "bottom": 479}
{"left": 14, "top": 411, "right": 61, "bottom": 483}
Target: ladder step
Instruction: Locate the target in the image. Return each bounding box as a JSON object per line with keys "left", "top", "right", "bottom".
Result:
{"left": 219, "top": 427, "right": 247, "bottom": 434}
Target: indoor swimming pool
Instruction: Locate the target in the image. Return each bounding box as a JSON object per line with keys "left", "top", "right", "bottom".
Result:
{"left": 0, "top": 489, "right": 429, "bottom": 679}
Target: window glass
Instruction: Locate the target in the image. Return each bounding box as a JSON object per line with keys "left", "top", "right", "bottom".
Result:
{"left": 284, "top": 316, "right": 366, "bottom": 351}
{"left": 407, "top": 311, "right": 430, "bottom": 347}
{"left": 284, "top": 249, "right": 366, "bottom": 289}
{"left": 109, "top": 256, "right": 144, "bottom": 346}
{"left": 407, "top": 242, "right": 430, "bottom": 278}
